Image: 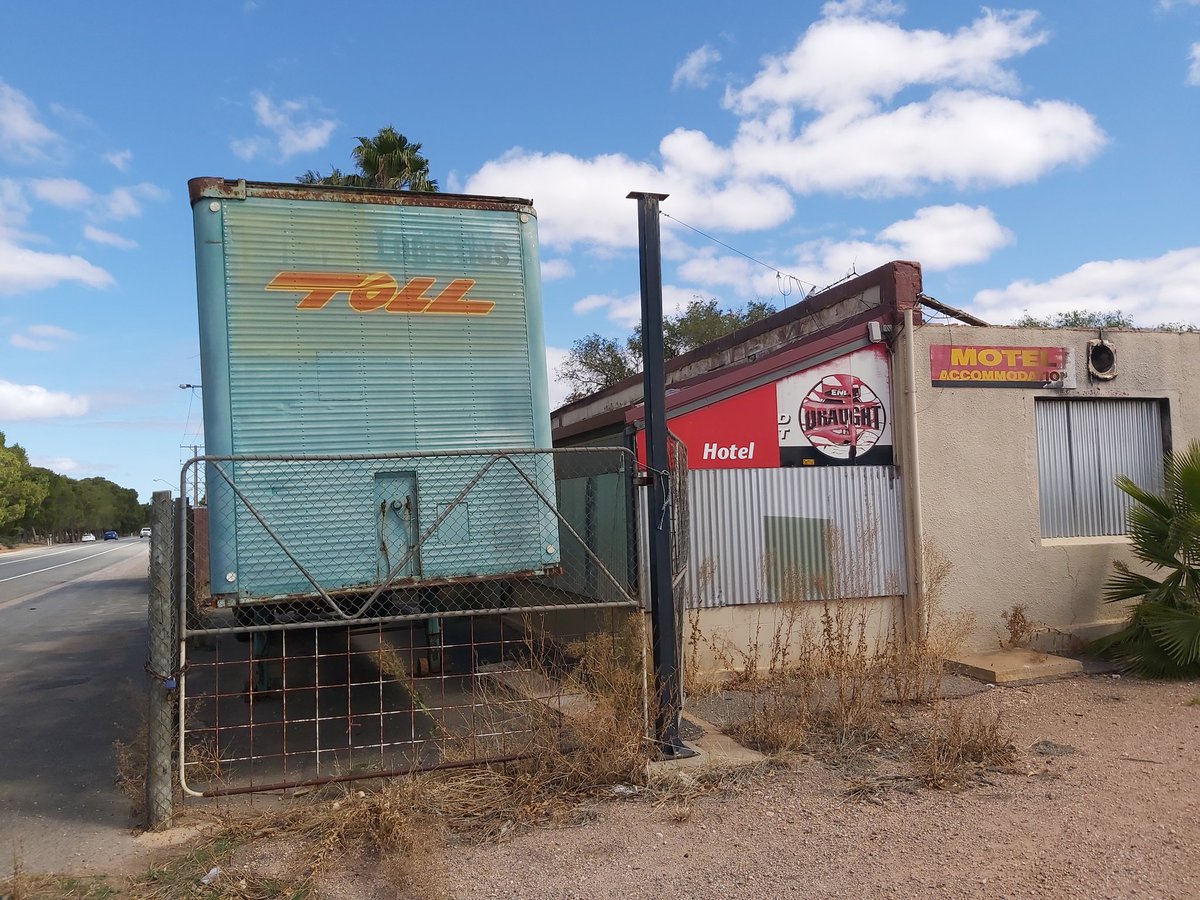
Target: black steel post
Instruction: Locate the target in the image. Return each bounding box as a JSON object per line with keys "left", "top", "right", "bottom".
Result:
{"left": 628, "top": 191, "right": 692, "bottom": 759}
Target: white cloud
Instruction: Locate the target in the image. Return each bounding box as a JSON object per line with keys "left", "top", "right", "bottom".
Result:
{"left": 99, "top": 182, "right": 167, "bottom": 220}
{"left": 465, "top": 134, "right": 793, "bottom": 251}
{"left": 0, "top": 240, "right": 114, "bottom": 294}
{"left": 540, "top": 258, "right": 575, "bottom": 281}
{"left": 1188, "top": 43, "right": 1200, "bottom": 86}
{"left": 0, "top": 80, "right": 60, "bottom": 162}
{"left": 972, "top": 247, "right": 1200, "bottom": 325}
{"left": 30, "top": 177, "right": 164, "bottom": 222}
{"left": 0, "top": 380, "right": 89, "bottom": 418}
{"left": 729, "top": 10, "right": 1046, "bottom": 114}
{"left": 678, "top": 204, "right": 1011, "bottom": 299}
{"left": 733, "top": 90, "right": 1104, "bottom": 196}
{"left": 672, "top": 45, "right": 722, "bottom": 90}
{"left": 0, "top": 178, "right": 32, "bottom": 241}
{"left": 876, "top": 204, "right": 1012, "bottom": 268}
{"left": 29, "top": 455, "right": 80, "bottom": 473}
{"left": 719, "top": 9, "right": 1103, "bottom": 197}
{"left": 570, "top": 286, "right": 697, "bottom": 329}
{"left": 105, "top": 149, "right": 133, "bottom": 171}
{"left": 31, "top": 177, "right": 94, "bottom": 208}
{"left": 83, "top": 224, "right": 137, "bottom": 249}
{"left": 465, "top": 7, "right": 1102, "bottom": 257}
{"left": 11, "top": 324, "right": 78, "bottom": 351}
{"left": 234, "top": 92, "right": 338, "bottom": 161}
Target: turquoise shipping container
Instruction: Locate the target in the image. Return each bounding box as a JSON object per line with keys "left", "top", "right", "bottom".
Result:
{"left": 189, "top": 178, "right": 558, "bottom": 605}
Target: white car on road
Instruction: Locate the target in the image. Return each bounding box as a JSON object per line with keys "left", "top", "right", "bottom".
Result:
{"left": 81, "top": 533, "right": 96, "bottom": 543}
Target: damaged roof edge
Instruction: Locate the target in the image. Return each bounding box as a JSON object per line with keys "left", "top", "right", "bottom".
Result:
{"left": 187, "top": 177, "right": 535, "bottom": 214}
{"left": 551, "top": 259, "right": 922, "bottom": 420}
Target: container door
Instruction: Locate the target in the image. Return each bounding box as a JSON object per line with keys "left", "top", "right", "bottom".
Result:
{"left": 374, "top": 472, "right": 419, "bottom": 582}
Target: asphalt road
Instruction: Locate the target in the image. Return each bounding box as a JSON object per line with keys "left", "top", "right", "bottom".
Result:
{"left": 0, "top": 539, "right": 153, "bottom": 875}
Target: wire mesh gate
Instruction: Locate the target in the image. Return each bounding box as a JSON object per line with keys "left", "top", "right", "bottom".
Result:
{"left": 173, "top": 448, "right": 647, "bottom": 796}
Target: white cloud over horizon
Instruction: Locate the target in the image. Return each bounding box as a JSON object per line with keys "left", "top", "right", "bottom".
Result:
{"left": 29, "top": 455, "right": 81, "bottom": 474}
{"left": 0, "top": 379, "right": 89, "bottom": 419}
{"left": 972, "top": 246, "right": 1200, "bottom": 325}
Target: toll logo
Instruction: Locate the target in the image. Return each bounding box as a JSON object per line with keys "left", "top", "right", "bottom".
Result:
{"left": 266, "top": 272, "right": 495, "bottom": 315}
{"left": 798, "top": 374, "right": 886, "bottom": 461}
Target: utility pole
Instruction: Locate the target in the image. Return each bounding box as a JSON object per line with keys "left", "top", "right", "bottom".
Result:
{"left": 628, "top": 191, "right": 692, "bottom": 760}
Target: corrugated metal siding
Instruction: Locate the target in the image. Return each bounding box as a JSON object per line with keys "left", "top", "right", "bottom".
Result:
{"left": 1036, "top": 399, "right": 1165, "bottom": 538}
{"left": 684, "top": 467, "right": 907, "bottom": 608}
{"left": 221, "top": 199, "right": 538, "bottom": 454}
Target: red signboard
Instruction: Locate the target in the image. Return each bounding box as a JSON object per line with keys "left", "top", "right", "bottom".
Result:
{"left": 930, "top": 344, "right": 1072, "bottom": 388}
{"left": 634, "top": 345, "right": 894, "bottom": 469}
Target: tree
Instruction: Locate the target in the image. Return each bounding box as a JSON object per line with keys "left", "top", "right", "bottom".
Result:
{"left": 1091, "top": 441, "right": 1200, "bottom": 677}
{"left": 298, "top": 126, "right": 438, "bottom": 192}
{"left": 0, "top": 432, "right": 47, "bottom": 534}
{"left": 1012, "top": 310, "right": 1134, "bottom": 329}
{"left": 559, "top": 298, "right": 777, "bottom": 402}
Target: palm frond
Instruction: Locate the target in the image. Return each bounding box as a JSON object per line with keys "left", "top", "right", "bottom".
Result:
{"left": 1142, "top": 604, "right": 1200, "bottom": 666}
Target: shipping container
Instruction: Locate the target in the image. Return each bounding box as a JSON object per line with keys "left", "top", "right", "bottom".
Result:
{"left": 188, "top": 178, "right": 558, "bottom": 608}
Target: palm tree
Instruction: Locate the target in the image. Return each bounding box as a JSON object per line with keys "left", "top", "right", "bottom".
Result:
{"left": 1091, "top": 441, "right": 1200, "bottom": 676}
{"left": 297, "top": 127, "right": 438, "bottom": 192}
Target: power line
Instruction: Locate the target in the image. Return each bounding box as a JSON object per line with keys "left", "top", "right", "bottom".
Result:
{"left": 659, "top": 211, "right": 820, "bottom": 297}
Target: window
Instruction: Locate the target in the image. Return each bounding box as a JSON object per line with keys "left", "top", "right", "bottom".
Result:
{"left": 1035, "top": 399, "right": 1166, "bottom": 538}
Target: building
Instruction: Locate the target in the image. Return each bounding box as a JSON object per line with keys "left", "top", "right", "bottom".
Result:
{"left": 553, "top": 261, "right": 1195, "bottom": 667}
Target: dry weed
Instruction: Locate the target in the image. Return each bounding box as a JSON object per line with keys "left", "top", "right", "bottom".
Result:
{"left": 1000, "top": 604, "right": 1037, "bottom": 649}
{"left": 909, "top": 703, "right": 1016, "bottom": 790}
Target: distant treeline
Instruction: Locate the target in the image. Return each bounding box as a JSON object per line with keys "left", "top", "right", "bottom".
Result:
{"left": 1, "top": 431, "right": 147, "bottom": 543}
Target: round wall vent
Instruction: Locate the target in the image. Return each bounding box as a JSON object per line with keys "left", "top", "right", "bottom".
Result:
{"left": 1087, "top": 339, "right": 1116, "bottom": 380}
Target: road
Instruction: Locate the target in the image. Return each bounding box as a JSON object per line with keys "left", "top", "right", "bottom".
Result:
{"left": 0, "top": 539, "right": 153, "bottom": 875}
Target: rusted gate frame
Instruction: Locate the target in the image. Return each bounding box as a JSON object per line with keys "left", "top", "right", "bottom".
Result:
{"left": 175, "top": 447, "right": 644, "bottom": 797}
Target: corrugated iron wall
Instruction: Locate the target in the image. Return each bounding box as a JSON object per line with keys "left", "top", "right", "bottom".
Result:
{"left": 1035, "top": 398, "right": 1165, "bottom": 538}
{"left": 684, "top": 467, "right": 907, "bottom": 608}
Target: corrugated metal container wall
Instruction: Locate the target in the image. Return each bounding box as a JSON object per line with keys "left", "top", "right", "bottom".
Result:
{"left": 192, "top": 183, "right": 558, "bottom": 600}
{"left": 684, "top": 467, "right": 907, "bottom": 607}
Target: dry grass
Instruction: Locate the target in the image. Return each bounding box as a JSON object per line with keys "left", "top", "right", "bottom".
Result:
{"left": 115, "top": 613, "right": 652, "bottom": 898}
{"left": 688, "top": 539, "right": 1005, "bottom": 793}
{"left": 909, "top": 702, "right": 1017, "bottom": 790}
{"left": 112, "top": 682, "right": 150, "bottom": 828}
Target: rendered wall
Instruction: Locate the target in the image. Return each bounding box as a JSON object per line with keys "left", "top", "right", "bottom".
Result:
{"left": 904, "top": 324, "right": 1200, "bottom": 649}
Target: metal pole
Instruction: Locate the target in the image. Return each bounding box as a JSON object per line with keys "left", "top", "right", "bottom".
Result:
{"left": 146, "top": 490, "right": 176, "bottom": 827}
{"left": 627, "top": 191, "right": 691, "bottom": 759}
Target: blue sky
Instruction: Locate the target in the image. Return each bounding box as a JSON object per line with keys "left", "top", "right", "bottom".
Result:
{"left": 2, "top": 0, "right": 1199, "bottom": 502}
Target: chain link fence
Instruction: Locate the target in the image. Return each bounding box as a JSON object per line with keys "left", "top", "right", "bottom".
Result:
{"left": 159, "top": 447, "right": 647, "bottom": 797}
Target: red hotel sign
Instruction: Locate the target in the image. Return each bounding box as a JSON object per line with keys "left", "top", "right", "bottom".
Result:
{"left": 930, "top": 344, "right": 1073, "bottom": 388}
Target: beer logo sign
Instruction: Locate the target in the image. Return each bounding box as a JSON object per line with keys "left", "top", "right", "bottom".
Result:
{"left": 798, "top": 374, "right": 886, "bottom": 460}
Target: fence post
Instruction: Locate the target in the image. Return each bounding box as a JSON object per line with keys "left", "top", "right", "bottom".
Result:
{"left": 146, "top": 490, "right": 177, "bottom": 827}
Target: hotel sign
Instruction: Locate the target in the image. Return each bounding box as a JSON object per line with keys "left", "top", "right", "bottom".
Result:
{"left": 930, "top": 345, "right": 1075, "bottom": 389}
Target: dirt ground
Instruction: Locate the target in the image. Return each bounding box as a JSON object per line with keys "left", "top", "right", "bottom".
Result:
{"left": 7, "top": 672, "right": 1199, "bottom": 899}
{"left": 427, "top": 674, "right": 1200, "bottom": 900}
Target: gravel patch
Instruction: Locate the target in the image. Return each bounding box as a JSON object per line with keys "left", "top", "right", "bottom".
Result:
{"left": 433, "top": 675, "right": 1200, "bottom": 900}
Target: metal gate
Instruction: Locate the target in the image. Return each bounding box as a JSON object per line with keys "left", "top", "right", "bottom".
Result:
{"left": 171, "top": 447, "right": 645, "bottom": 796}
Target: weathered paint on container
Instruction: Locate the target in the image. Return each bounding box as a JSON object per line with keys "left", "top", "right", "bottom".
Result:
{"left": 189, "top": 179, "right": 558, "bottom": 602}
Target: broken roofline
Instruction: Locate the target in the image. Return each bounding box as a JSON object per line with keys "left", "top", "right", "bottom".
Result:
{"left": 553, "top": 260, "right": 925, "bottom": 440}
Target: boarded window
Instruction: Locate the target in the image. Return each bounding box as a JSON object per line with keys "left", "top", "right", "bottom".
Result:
{"left": 1035, "top": 399, "right": 1166, "bottom": 538}
{"left": 763, "top": 515, "right": 830, "bottom": 600}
